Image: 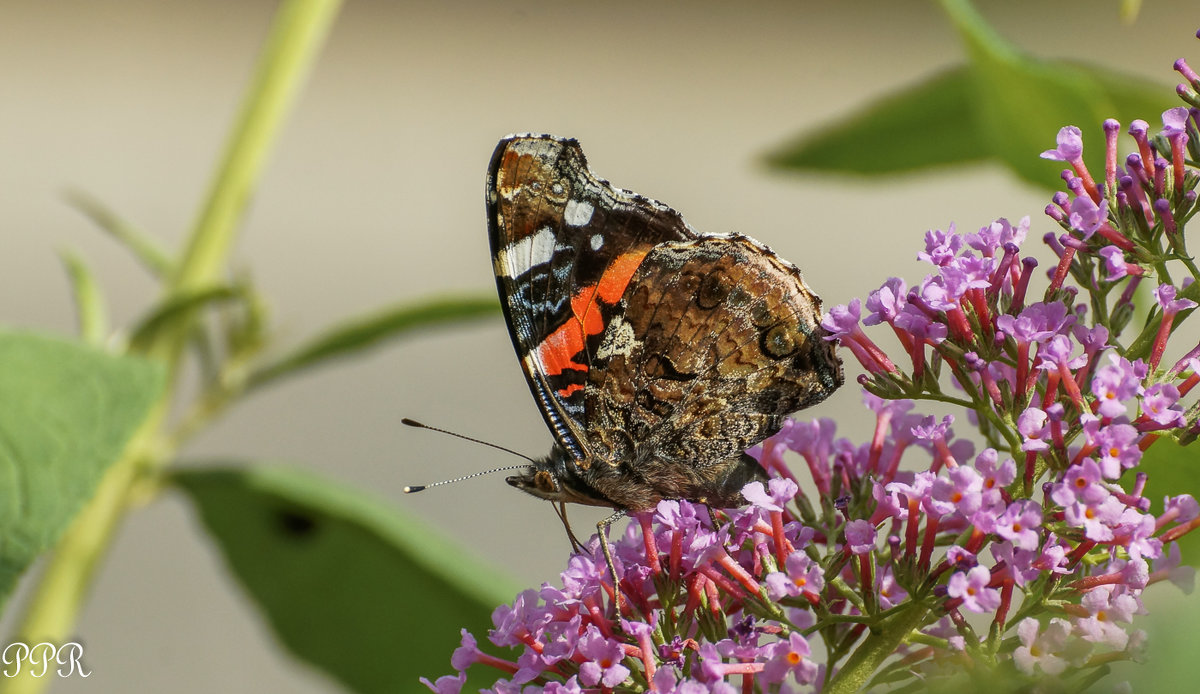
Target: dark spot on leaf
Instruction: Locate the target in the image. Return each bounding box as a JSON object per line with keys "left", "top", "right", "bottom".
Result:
{"left": 275, "top": 508, "right": 318, "bottom": 539}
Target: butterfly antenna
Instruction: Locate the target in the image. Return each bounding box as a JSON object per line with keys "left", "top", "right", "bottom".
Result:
{"left": 401, "top": 418, "right": 535, "bottom": 493}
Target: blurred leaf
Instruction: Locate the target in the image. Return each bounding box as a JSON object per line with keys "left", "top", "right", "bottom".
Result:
{"left": 943, "top": 0, "right": 1114, "bottom": 190}
{"left": 64, "top": 190, "right": 174, "bottom": 278}
{"left": 1089, "top": 62, "right": 1179, "bottom": 126}
{"left": 58, "top": 250, "right": 109, "bottom": 347}
{"left": 1136, "top": 438, "right": 1200, "bottom": 565}
{"left": 174, "top": 464, "right": 514, "bottom": 693}
{"left": 0, "top": 330, "right": 164, "bottom": 610}
{"left": 766, "top": 67, "right": 988, "bottom": 176}
{"left": 127, "top": 285, "right": 246, "bottom": 352}
{"left": 247, "top": 294, "right": 499, "bottom": 391}
{"left": 768, "top": 0, "right": 1174, "bottom": 190}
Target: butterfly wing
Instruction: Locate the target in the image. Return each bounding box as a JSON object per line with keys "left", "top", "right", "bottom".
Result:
{"left": 486, "top": 134, "right": 696, "bottom": 461}
{"left": 582, "top": 234, "right": 843, "bottom": 501}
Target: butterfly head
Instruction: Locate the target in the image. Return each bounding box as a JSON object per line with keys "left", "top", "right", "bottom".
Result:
{"left": 506, "top": 443, "right": 616, "bottom": 508}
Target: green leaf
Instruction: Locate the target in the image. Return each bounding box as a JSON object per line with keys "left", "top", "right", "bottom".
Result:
{"left": 247, "top": 294, "right": 499, "bottom": 391}
{"left": 173, "top": 464, "right": 514, "bottom": 693}
{"left": 1136, "top": 438, "right": 1200, "bottom": 565}
{"left": 767, "top": 0, "right": 1174, "bottom": 190}
{"left": 0, "top": 330, "right": 164, "bottom": 610}
{"left": 64, "top": 190, "right": 174, "bottom": 278}
{"left": 1087, "top": 62, "right": 1179, "bottom": 127}
{"left": 765, "top": 66, "right": 988, "bottom": 176}
{"left": 58, "top": 251, "right": 109, "bottom": 347}
{"left": 939, "top": 0, "right": 1113, "bottom": 191}
{"left": 126, "top": 285, "right": 246, "bottom": 352}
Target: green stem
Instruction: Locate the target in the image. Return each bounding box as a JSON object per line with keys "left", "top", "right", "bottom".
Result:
{"left": 151, "top": 0, "right": 343, "bottom": 362}
{"left": 1, "top": 4, "right": 341, "bottom": 692}
{"left": 3, "top": 406, "right": 166, "bottom": 694}
{"left": 824, "top": 602, "right": 931, "bottom": 694}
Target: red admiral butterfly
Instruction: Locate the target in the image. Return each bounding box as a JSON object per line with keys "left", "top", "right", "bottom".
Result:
{"left": 487, "top": 134, "right": 843, "bottom": 532}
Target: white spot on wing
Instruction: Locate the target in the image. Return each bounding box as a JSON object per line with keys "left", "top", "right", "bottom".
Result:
{"left": 564, "top": 199, "right": 594, "bottom": 227}
{"left": 596, "top": 315, "right": 639, "bottom": 360}
{"left": 497, "top": 226, "right": 557, "bottom": 278}
{"left": 590, "top": 234, "right": 603, "bottom": 250}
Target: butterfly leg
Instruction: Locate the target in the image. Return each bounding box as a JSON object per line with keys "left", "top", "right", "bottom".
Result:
{"left": 706, "top": 505, "right": 722, "bottom": 530}
{"left": 597, "top": 508, "right": 627, "bottom": 613}
{"left": 553, "top": 501, "right": 586, "bottom": 553}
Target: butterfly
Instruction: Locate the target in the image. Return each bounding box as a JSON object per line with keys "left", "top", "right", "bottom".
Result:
{"left": 486, "top": 134, "right": 843, "bottom": 565}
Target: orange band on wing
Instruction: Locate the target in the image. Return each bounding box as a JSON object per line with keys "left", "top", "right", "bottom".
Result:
{"left": 532, "top": 249, "right": 650, "bottom": 379}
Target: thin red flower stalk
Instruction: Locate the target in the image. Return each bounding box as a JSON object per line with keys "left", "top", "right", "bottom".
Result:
{"left": 964, "top": 527, "right": 987, "bottom": 555}
{"left": 771, "top": 511, "right": 789, "bottom": 568}
{"left": 699, "top": 564, "right": 747, "bottom": 602}
{"left": 1046, "top": 245, "right": 1077, "bottom": 297}
{"left": 993, "top": 579, "right": 1015, "bottom": 630}
{"left": 638, "top": 513, "right": 663, "bottom": 576}
{"left": 1023, "top": 450, "right": 1038, "bottom": 491}
{"left": 715, "top": 551, "right": 763, "bottom": 595}
{"left": 585, "top": 596, "right": 616, "bottom": 639}
{"left": 1159, "top": 516, "right": 1200, "bottom": 544}
{"left": 946, "top": 306, "right": 975, "bottom": 342}
{"left": 1104, "top": 119, "right": 1121, "bottom": 193}
{"left": 1095, "top": 222, "right": 1136, "bottom": 251}
{"left": 1067, "top": 154, "right": 1102, "bottom": 204}
{"left": 1149, "top": 308, "right": 1184, "bottom": 371}
{"left": 1015, "top": 341, "right": 1032, "bottom": 404}
{"left": 1067, "top": 539, "right": 1098, "bottom": 567}
{"left": 630, "top": 628, "right": 656, "bottom": 683}
{"left": 1041, "top": 370, "right": 1061, "bottom": 409}
{"left": 711, "top": 662, "right": 765, "bottom": 676}
{"left": 867, "top": 408, "right": 893, "bottom": 474}
{"left": 919, "top": 514, "right": 940, "bottom": 573}
{"left": 1068, "top": 572, "right": 1125, "bottom": 591}
{"left": 932, "top": 437, "right": 958, "bottom": 471}
{"left": 1130, "top": 121, "right": 1157, "bottom": 181}
{"left": 669, "top": 529, "right": 683, "bottom": 579}
{"left": 1170, "top": 134, "right": 1187, "bottom": 199}
{"left": 904, "top": 497, "right": 921, "bottom": 558}
{"left": 964, "top": 283, "right": 993, "bottom": 331}
{"left": 908, "top": 337, "right": 927, "bottom": 383}
{"left": 703, "top": 576, "right": 725, "bottom": 616}
{"left": 842, "top": 330, "right": 899, "bottom": 375}
{"left": 1056, "top": 361, "right": 1088, "bottom": 412}
{"left": 882, "top": 439, "right": 911, "bottom": 484}
{"left": 683, "top": 573, "right": 706, "bottom": 614}
{"left": 473, "top": 651, "right": 523, "bottom": 675}
{"left": 619, "top": 643, "right": 645, "bottom": 660}
{"left": 978, "top": 364, "right": 1004, "bottom": 410}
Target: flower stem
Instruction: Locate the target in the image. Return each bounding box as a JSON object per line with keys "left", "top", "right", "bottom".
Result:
{"left": 149, "top": 0, "right": 344, "bottom": 363}
{"left": 824, "top": 602, "right": 930, "bottom": 694}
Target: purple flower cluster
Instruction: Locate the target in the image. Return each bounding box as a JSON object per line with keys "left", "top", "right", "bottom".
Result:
{"left": 423, "top": 39, "right": 1200, "bottom": 694}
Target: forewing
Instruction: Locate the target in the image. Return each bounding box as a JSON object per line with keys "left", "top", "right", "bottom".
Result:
{"left": 584, "top": 235, "right": 843, "bottom": 469}
{"left": 486, "top": 134, "right": 696, "bottom": 460}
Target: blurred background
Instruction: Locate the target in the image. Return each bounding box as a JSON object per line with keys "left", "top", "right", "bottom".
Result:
{"left": 1, "top": 0, "right": 1196, "bottom": 691}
